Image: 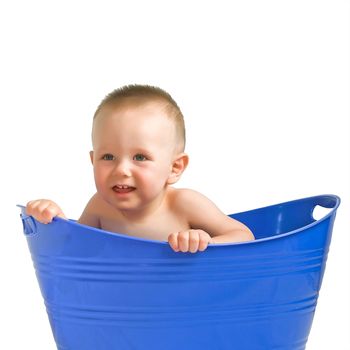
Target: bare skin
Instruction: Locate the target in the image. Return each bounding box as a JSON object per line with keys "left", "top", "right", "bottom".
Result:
{"left": 26, "top": 101, "right": 254, "bottom": 252}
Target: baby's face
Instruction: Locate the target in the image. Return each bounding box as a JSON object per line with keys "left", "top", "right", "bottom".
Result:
{"left": 91, "top": 101, "right": 179, "bottom": 213}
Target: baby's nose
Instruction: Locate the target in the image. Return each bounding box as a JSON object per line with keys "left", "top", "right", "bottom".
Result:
{"left": 114, "top": 159, "right": 132, "bottom": 177}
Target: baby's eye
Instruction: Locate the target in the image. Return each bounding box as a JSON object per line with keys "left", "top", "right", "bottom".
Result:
{"left": 133, "top": 154, "right": 147, "bottom": 161}
{"left": 102, "top": 154, "right": 115, "bottom": 161}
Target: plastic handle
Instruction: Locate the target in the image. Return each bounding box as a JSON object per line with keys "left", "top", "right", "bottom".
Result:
{"left": 17, "top": 205, "right": 37, "bottom": 236}
{"left": 307, "top": 195, "right": 340, "bottom": 222}
{"left": 312, "top": 195, "right": 340, "bottom": 210}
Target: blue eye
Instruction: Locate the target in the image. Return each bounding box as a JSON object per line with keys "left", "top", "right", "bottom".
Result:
{"left": 102, "top": 154, "right": 115, "bottom": 161}
{"left": 133, "top": 154, "right": 147, "bottom": 161}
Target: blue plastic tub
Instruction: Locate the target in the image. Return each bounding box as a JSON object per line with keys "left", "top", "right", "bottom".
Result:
{"left": 19, "top": 194, "right": 340, "bottom": 350}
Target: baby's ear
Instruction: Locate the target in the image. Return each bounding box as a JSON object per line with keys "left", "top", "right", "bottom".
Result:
{"left": 167, "top": 153, "right": 189, "bottom": 184}
{"left": 89, "top": 151, "right": 94, "bottom": 165}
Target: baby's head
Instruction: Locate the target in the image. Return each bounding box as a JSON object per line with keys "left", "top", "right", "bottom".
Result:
{"left": 92, "top": 84, "right": 186, "bottom": 154}
{"left": 90, "top": 85, "right": 189, "bottom": 210}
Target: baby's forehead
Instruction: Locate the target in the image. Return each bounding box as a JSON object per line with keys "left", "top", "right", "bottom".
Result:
{"left": 98, "top": 97, "right": 169, "bottom": 116}
{"left": 93, "top": 100, "right": 176, "bottom": 133}
{"left": 92, "top": 97, "right": 183, "bottom": 152}
{"left": 93, "top": 100, "right": 175, "bottom": 135}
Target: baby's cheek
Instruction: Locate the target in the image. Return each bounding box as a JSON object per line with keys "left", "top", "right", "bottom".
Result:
{"left": 137, "top": 171, "right": 165, "bottom": 195}
{"left": 94, "top": 174, "right": 110, "bottom": 196}
{"left": 94, "top": 168, "right": 109, "bottom": 183}
{"left": 136, "top": 167, "right": 156, "bottom": 182}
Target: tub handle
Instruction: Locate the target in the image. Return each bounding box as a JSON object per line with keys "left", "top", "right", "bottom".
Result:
{"left": 312, "top": 195, "right": 340, "bottom": 210}
{"left": 17, "top": 205, "right": 37, "bottom": 236}
{"left": 309, "top": 195, "right": 340, "bottom": 221}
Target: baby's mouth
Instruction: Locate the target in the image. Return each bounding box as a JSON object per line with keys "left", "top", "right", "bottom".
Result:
{"left": 112, "top": 185, "right": 136, "bottom": 194}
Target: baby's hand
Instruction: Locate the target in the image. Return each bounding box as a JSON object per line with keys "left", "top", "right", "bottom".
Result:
{"left": 168, "top": 229, "right": 212, "bottom": 253}
{"left": 26, "top": 199, "right": 66, "bottom": 224}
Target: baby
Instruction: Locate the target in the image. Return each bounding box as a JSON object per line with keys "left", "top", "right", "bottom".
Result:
{"left": 26, "top": 85, "right": 254, "bottom": 252}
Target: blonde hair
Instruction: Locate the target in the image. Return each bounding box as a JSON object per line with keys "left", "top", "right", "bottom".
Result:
{"left": 93, "top": 84, "right": 186, "bottom": 151}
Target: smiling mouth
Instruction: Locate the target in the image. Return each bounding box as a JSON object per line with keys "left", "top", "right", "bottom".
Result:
{"left": 112, "top": 185, "right": 136, "bottom": 194}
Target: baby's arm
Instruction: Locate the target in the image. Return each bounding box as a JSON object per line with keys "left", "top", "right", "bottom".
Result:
{"left": 26, "top": 199, "right": 67, "bottom": 224}
{"left": 168, "top": 189, "right": 254, "bottom": 252}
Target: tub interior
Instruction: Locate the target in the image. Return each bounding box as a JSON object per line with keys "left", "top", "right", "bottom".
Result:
{"left": 230, "top": 196, "right": 337, "bottom": 240}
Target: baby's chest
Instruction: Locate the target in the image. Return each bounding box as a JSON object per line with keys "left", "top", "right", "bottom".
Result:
{"left": 101, "top": 213, "right": 190, "bottom": 241}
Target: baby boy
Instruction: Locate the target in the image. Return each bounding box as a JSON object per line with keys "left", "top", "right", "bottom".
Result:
{"left": 26, "top": 85, "right": 254, "bottom": 252}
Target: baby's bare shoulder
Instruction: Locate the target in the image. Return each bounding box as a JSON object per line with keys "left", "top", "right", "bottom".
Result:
{"left": 78, "top": 193, "right": 107, "bottom": 227}
{"left": 170, "top": 188, "right": 212, "bottom": 209}
{"left": 86, "top": 192, "right": 104, "bottom": 208}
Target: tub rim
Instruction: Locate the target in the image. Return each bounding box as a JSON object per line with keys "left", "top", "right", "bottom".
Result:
{"left": 18, "top": 194, "right": 340, "bottom": 247}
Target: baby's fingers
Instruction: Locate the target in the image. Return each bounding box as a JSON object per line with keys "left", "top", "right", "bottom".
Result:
{"left": 188, "top": 230, "right": 200, "bottom": 253}
{"left": 168, "top": 232, "right": 180, "bottom": 252}
{"left": 168, "top": 230, "right": 212, "bottom": 253}
{"left": 26, "top": 200, "right": 65, "bottom": 224}
{"left": 198, "top": 230, "right": 212, "bottom": 252}
{"left": 41, "top": 203, "right": 60, "bottom": 224}
{"left": 177, "top": 231, "right": 190, "bottom": 252}
{"left": 168, "top": 231, "right": 191, "bottom": 252}
{"left": 26, "top": 200, "right": 46, "bottom": 219}
{"left": 26, "top": 200, "right": 40, "bottom": 214}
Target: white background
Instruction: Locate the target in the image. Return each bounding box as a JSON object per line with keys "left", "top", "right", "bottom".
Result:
{"left": 1, "top": 1, "right": 349, "bottom": 349}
